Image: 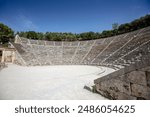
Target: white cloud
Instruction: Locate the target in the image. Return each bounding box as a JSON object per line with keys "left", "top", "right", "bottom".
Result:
{"left": 132, "top": 5, "right": 142, "bottom": 10}
{"left": 18, "top": 14, "right": 38, "bottom": 31}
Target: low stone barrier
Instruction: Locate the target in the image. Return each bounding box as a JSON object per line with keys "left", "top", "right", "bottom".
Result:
{"left": 94, "top": 59, "right": 150, "bottom": 100}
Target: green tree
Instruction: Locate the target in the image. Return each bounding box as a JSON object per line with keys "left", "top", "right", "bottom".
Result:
{"left": 0, "top": 23, "right": 14, "bottom": 45}
{"left": 26, "top": 31, "right": 38, "bottom": 39}
{"left": 16, "top": 14, "right": 150, "bottom": 41}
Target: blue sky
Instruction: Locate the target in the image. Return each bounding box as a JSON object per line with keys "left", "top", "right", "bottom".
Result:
{"left": 0, "top": 0, "right": 150, "bottom": 33}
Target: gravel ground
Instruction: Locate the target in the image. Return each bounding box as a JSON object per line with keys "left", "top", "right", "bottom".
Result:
{"left": 0, "top": 64, "right": 115, "bottom": 100}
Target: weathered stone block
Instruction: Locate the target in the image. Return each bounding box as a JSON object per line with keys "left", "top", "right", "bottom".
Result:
{"left": 95, "top": 79, "right": 131, "bottom": 95}
{"left": 141, "top": 67, "right": 150, "bottom": 71}
{"left": 127, "top": 71, "right": 147, "bottom": 85}
{"left": 131, "top": 83, "right": 150, "bottom": 99}
{"left": 124, "top": 64, "right": 136, "bottom": 73}
{"left": 96, "top": 85, "right": 136, "bottom": 100}
{"left": 146, "top": 71, "right": 150, "bottom": 87}
{"left": 96, "top": 89, "right": 114, "bottom": 100}
{"left": 114, "top": 92, "right": 137, "bottom": 100}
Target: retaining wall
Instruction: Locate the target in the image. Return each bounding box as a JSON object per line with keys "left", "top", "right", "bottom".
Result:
{"left": 94, "top": 58, "right": 150, "bottom": 100}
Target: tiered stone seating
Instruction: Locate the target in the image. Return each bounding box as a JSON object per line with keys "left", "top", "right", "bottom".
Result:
{"left": 45, "top": 41, "right": 54, "bottom": 46}
{"left": 110, "top": 28, "right": 150, "bottom": 66}
{"left": 114, "top": 39, "right": 150, "bottom": 66}
{"left": 16, "top": 44, "right": 38, "bottom": 66}
{"left": 47, "top": 46, "right": 63, "bottom": 65}
{"left": 71, "top": 41, "right": 95, "bottom": 64}
{"left": 12, "top": 43, "right": 25, "bottom": 54}
{"left": 32, "top": 45, "right": 50, "bottom": 65}
{"left": 70, "top": 41, "right": 79, "bottom": 46}
{"left": 92, "top": 35, "right": 123, "bottom": 64}
{"left": 84, "top": 37, "right": 115, "bottom": 65}
{"left": 63, "top": 41, "right": 72, "bottom": 47}
{"left": 101, "top": 30, "right": 141, "bottom": 65}
{"left": 97, "top": 27, "right": 150, "bottom": 67}
{"left": 13, "top": 26, "right": 150, "bottom": 68}
{"left": 20, "top": 37, "right": 28, "bottom": 44}
{"left": 38, "top": 40, "right": 46, "bottom": 45}
{"left": 62, "top": 46, "right": 77, "bottom": 65}
{"left": 55, "top": 41, "right": 62, "bottom": 46}
{"left": 82, "top": 39, "right": 104, "bottom": 65}
{"left": 29, "top": 39, "right": 38, "bottom": 45}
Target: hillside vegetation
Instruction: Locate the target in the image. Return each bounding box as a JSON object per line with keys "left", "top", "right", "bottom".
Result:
{"left": 17, "top": 14, "right": 150, "bottom": 41}
{"left": 0, "top": 14, "right": 150, "bottom": 45}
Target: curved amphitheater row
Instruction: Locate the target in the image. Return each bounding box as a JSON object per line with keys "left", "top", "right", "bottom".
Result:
{"left": 9, "top": 26, "right": 150, "bottom": 99}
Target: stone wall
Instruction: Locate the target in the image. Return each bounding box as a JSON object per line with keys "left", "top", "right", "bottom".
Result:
{"left": 0, "top": 47, "right": 16, "bottom": 63}
{"left": 94, "top": 58, "right": 150, "bottom": 100}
